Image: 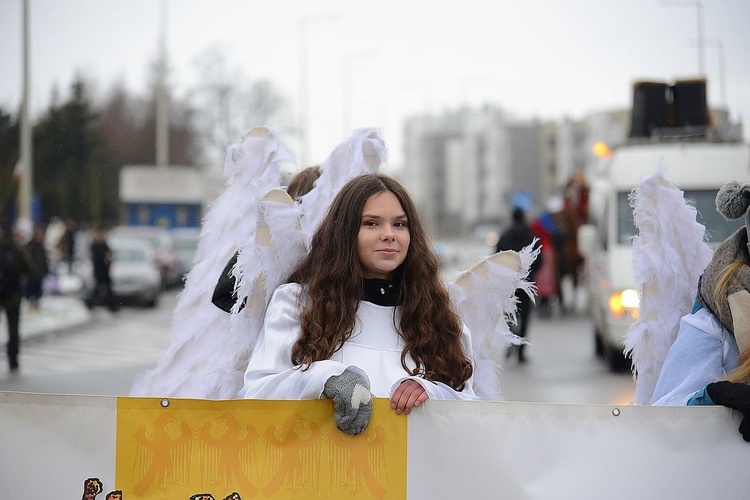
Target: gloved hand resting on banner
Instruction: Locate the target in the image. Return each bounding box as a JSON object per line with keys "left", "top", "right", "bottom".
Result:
{"left": 707, "top": 381, "right": 750, "bottom": 441}
{"left": 323, "top": 369, "right": 373, "bottom": 435}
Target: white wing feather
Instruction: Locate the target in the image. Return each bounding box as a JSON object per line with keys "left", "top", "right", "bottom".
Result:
{"left": 299, "top": 128, "right": 387, "bottom": 242}
{"left": 625, "top": 164, "right": 713, "bottom": 405}
{"left": 129, "top": 126, "right": 293, "bottom": 399}
{"left": 448, "top": 241, "right": 540, "bottom": 400}
{"left": 229, "top": 188, "right": 306, "bottom": 359}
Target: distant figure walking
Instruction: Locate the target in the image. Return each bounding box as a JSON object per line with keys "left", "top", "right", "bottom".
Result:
{"left": 0, "top": 218, "right": 36, "bottom": 371}
{"left": 85, "top": 226, "right": 119, "bottom": 313}
{"left": 496, "top": 208, "right": 541, "bottom": 363}
{"left": 56, "top": 218, "right": 78, "bottom": 273}
{"left": 24, "top": 225, "right": 49, "bottom": 309}
{"left": 531, "top": 209, "right": 561, "bottom": 317}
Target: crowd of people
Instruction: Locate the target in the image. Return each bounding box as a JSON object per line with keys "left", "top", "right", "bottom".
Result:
{"left": 495, "top": 172, "right": 590, "bottom": 362}
{"left": 0, "top": 216, "right": 122, "bottom": 371}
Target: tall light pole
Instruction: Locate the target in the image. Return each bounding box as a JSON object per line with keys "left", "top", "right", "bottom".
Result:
{"left": 703, "top": 39, "right": 726, "bottom": 107}
{"left": 696, "top": 1, "right": 705, "bottom": 76}
{"left": 297, "top": 13, "right": 337, "bottom": 167}
{"left": 18, "top": 0, "right": 33, "bottom": 222}
{"left": 661, "top": 1, "right": 705, "bottom": 76}
{"left": 155, "top": 0, "right": 170, "bottom": 167}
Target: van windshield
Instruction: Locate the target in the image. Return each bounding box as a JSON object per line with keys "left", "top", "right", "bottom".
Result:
{"left": 617, "top": 189, "right": 743, "bottom": 246}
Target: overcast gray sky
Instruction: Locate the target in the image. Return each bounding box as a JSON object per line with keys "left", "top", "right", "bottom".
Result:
{"left": 2, "top": 0, "right": 748, "bottom": 170}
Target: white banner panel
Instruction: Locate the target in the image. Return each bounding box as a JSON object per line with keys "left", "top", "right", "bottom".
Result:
{"left": 2, "top": 392, "right": 750, "bottom": 499}
{"left": 408, "top": 400, "right": 750, "bottom": 499}
{"left": 0, "top": 392, "right": 117, "bottom": 499}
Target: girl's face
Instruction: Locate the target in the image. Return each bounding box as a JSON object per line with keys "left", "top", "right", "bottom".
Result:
{"left": 357, "top": 191, "right": 410, "bottom": 280}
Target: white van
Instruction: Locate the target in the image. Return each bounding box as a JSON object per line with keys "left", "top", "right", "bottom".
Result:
{"left": 578, "top": 139, "right": 749, "bottom": 371}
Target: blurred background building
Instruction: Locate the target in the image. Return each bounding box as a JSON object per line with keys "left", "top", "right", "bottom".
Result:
{"left": 400, "top": 102, "right": 739, "bottom": 240}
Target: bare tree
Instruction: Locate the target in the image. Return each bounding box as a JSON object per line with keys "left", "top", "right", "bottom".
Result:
{"left": 188, "top": 47, "right": 290, "bottom": 169}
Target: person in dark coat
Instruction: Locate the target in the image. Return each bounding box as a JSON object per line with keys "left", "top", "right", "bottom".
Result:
{"left": 86, "top": 226, "right": 119, "bottom": 313}
{"left": 496, "top": 207, "right": 541, "bottom": 363}
{"left": 56, "top": 218, "right": 78, "bottom": 273}
{"left": 24, "top": 225, "right": 49, "bottom": 309}
{"left": 0, "top": 218, "right": 36, "bottom": 371}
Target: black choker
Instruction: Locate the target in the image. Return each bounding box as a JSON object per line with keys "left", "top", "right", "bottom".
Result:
{"left": 362, "top": 278, "right": 399, "bottom": 306}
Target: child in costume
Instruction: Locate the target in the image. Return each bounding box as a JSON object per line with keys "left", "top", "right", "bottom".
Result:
{"left": 651, "top": 181, "right": 750, "bottom": 441}
{"left": 238, "top": 173, "right": 478, "bottom": 435}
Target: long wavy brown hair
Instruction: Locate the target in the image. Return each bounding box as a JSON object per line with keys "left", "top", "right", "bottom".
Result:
{"left": 288, "top": 173, "right": 473, "bottom": 390}
{"left": 718, "top": 261, "right": 750, "bottom": 384}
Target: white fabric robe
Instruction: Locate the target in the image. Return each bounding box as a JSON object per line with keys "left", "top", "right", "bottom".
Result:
{"left": 651, "top": 307, "right": 740, "bottom": 406}
{"left": 238, "top": 283, "right": 478, "bottom": 400}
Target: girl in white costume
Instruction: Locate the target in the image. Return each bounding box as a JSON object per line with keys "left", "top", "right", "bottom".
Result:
{"left": 238, "top": 173, "right": 477, "bottom": 434}
{"left": 651, "top": 181, "right": 750, "bottom": 441}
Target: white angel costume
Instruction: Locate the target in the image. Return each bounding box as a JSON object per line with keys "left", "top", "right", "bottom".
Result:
{"left": 650, "top": 308, "right": 739, "bottom": 406}
{"left": 131, "top": 125, "right": 536, "bottom": 401}
{"left": 238, "top": 283, "right": 478, "bottom": 400}
{"left": 627, "top": 171, "right": 750, "bottom": 411}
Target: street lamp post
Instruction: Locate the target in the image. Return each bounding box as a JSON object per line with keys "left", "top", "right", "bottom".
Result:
{"left": 155, "top": 0, "right": 170, "bottom": 168}
{"left": 18, "top": 0, "right": 33, "bottom": 223}
{"left": 703, "top": 39, "right": 726, "bottom": 108}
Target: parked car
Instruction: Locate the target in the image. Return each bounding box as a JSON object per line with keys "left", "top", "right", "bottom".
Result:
{"left": 170, "top": 227, "right": 201, "bottom": 284}
{"left": 109, "top": 239, "right": 162, "bottom": 307}
{"left": 109, "top": 226, "right": 180, "bottom": 288}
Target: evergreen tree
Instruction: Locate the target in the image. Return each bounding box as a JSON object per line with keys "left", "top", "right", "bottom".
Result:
{"left": 34, "top": 77, "right": 104, "bottom": 226}
{"left": 0, "top": 109, "right": 20, "bottom": 219}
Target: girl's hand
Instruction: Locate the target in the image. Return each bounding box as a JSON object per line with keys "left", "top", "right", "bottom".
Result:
{"left": 391, "top": 379, "right": 429, "bottom": 415}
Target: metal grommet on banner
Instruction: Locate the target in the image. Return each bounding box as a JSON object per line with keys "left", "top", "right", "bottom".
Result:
{"left": 160, "top": 398, "right": 170, "bottom": 408}
{"left": 612, "top": 408, "right": 620, "bottom": 417}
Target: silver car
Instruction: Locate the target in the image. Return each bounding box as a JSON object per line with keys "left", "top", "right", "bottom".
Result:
{"left": 109, "top": 238, "right": 162, "bottom": 307}
{"left": 109, "top": 225, "right": 180, "bottom": 289}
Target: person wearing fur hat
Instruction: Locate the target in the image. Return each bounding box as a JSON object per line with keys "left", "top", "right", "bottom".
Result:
{"left": 651, "top": 181, "right": 750, "bottom": 441}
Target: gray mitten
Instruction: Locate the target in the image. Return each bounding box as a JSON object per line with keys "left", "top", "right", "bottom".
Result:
{"left": 323, "top": 369, "right": 372, "bottom": 435}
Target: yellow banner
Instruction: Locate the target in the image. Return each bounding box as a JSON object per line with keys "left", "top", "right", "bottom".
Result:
{"left": 115, "top": 397, "right": 407, "bottom": 499}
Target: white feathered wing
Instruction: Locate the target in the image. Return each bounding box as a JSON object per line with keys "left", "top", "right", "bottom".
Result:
{"left": 228, "top": 187, "right": 306, "bottom": 362}
{"left": 448, "top": 241, "right": 540, "bottom": 400}
{"left": 129, "top": 126, "right": 294, "bottom": 399}
{"left": 298, "top": 127, "right": 387, "bottom": 243}
{"left": 624, "top": 164, "right": 713, "bottom": 405}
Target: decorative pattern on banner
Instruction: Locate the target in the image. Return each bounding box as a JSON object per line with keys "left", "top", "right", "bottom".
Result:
{"left": 115, "top": 398, "right": 406, "bottom": 499}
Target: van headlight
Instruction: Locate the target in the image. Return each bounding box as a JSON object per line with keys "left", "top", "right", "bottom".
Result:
{"left": 609, "top": 289, "right": 639, "bottom": 319}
